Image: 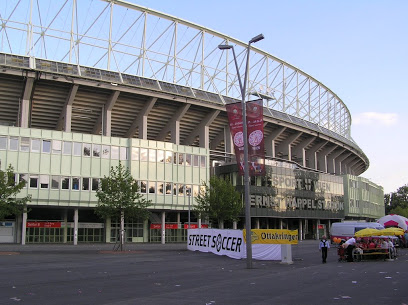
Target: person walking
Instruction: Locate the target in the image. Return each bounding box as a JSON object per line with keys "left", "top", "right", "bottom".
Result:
{"left": 319, "top": 236, "right": 330, "bottom": 263}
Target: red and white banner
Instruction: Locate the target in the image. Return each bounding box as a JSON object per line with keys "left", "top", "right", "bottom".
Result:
{"left": 246, "top": 99, "right": 265, "bottom": 176}
{"left": 27, "top": 221, "right": 61, "bottom": 228}
{"left": 226, "top": 99, "right": 265, "bottom": 176}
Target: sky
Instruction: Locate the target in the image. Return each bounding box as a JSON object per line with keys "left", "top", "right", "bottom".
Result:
{"left": 127, "top": 0, "right": 408, "bottom": 194}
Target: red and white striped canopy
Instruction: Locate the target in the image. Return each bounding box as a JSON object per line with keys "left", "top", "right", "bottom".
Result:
{"left": 377, "top": 214, "right": 408, "bottom": 231}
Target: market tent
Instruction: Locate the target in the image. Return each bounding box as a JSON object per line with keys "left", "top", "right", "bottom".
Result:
{"left": 354, "top": 228, "right": 381, "bottom": 238}
{"left": 377, "top": 214, "right": 408, "bottom": 231}
{"left": 378, "top": 227, "right": 405, "bottom": 236}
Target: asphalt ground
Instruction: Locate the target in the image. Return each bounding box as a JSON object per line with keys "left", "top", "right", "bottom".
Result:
{"left": 0, "top": 241, "right": 407, "bottom": 305}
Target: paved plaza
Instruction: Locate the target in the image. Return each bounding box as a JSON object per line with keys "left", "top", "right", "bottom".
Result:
{"left": 0, "top": 241, "right": 407, "bottom": 305}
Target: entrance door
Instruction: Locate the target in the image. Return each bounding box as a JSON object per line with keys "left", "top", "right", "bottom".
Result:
{"left": 0, "top": 221, "right": 15, "bottom": 243}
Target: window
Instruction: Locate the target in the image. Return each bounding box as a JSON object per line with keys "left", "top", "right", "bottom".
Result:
{"left": 9, "top": 138, "right": 18, "bottom": 151}
{"left": 20, "top": 137, "right": 30, "bottom": 152}
{"left": 200, "top": 156, "right": 206, "bottom": 167}
{"left": 0, "top": 136, "right": 6, "bottom": 149}
{"left": 149, "top": 149, "right": 156, "bottom": 162}
{"left": 173, "top": 183, "right": 177, "bottom": 195}
{"left": 140, "top": 148, "right": 148, "bottom": 161}
{"left": 83, "top": 143, "right": 91, "bottom": 157}
{"left": 92, "top": 178, "right": 99, "bottom": 191}
{"left": 140, "top": 181, "right": 147, "bottom": 193}
{"left": 166, "top": 182, "right": 171, "bottom": 195}
{"left": 165, "top": 151, "right": 172, "bottom": 163}
{"left": 111, "top": 146, "right": 119, "bottom": 159}
{"left": 29, "top": 176, "right": 38, "bottom": 188}
{"left": 43, "top": 140, "right": 51, "bottom": 153}
{"left": 40, "top": 175, "right": 49, "bottom": 189}
{"left": 72, "top": 177, "right": 80, "bottom": 190}
{"left": 73, "top": 142, "right": 82, "bottom": 156}
{"left": 185, "top": 154, "right": 191, "bottom": 166}
{"left": 102, "top": 145, "right": 110, "bottom": 159}
{"left": 193, "top": 155, "right": 199, "bottom": 167}
{"left": 63, "top": 141, "right": 72, "bottom": 155}
{"left": 31, "top": 139, "right": 40, "bottom": 152}
{"left": 148, "top": 181, "right": 156, "bottom": 194}
{"left": 173, "top": 153, "right": 178, "bottom": 164}
{"left": 132, "top": 147, "right": 139, "bottom": 160}
{"left": 61, "top": 177, "right": 70, "bottom": 189}
{"left": 157, "top": 150, "right": 164, "bottom": 163}
{"left": 82, "top": 178, "right": 90, "bottom": 190}
{"left": 178, "top": 153, "right": 184, "bottom": 165}
{"left": 51, "top": 176, "right": 60, "bottom": 189}
{"left": 120, "top": 147, "right": 128, "bottom": 160}
{"left": 19, "top": 174, "right": 28, "bottom": 185}
{"left": 193, "top": 185, "right": 199, "bottom": 197}
{"left": 158, "top": 182, "right": 164, "bottom": 194}
{"left": 185, "top": 185, "right": 192, "bottom": 196}
{"left": 52, "top": 140, "right": 62, "bottom": 154}
{"left": 93, "top": 144, "right": 101, "bottom": 157}
{"left": 178, "top": 184, "right": 185, "bottom": 196}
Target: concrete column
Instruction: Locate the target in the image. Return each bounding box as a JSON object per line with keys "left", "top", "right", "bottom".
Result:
{"left": 143, "top": 219, "right": 149, "bottom": 242}
{"left": 105, "top": 216, "right": 111, "bottom": 243}
{"left": 255, "top": 218, "right": 260, "bottom": 229}
{"left": 198, "top": 218, "right": 202, "bottom": 229}
{"left": 298, "top": 219, "right": 303, "bottom": 241}
{"left": 63, "top": 210, "right": 68, "bottom": 243}
{"left": 316, "top": 219, "right": 320, "bottom": 240}
{"left": 73, "top": 208, "right": 78, "bottom": 245}
{"left": 280, "top": 219, "right": 283, "bottom": 230}
{"left": 21, "top": 211, "right": 27, "bottom": 245}
{"left": 233, "top": 221, "right": 237, "bottom": 230}
{"left": 19, "top": 78, "right": 34, "bottom": 128}
{"left": 177, "top": 212, "right": 181, "bottom": 227}
{"left": 161, "top": 211, "right": 166, "bottom": 244}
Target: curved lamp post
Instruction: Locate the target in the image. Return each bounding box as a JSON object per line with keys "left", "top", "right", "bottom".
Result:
{"left": 218, "top": 33, "right": 264, "bottom": 269}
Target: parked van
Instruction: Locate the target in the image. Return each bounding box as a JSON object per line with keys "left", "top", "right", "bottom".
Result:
{"left": 330, "top": 222, "right": 384, "bottom": 242}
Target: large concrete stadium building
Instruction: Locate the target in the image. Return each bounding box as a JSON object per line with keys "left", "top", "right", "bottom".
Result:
{"left": 0, "top": 0, "right": 383, "bottom": 244}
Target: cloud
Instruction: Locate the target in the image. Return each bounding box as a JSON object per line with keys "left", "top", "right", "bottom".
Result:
{"left": 353, "top": 112, "right": 398, "bottom": 126}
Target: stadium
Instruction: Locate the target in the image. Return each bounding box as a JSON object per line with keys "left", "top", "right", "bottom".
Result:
{"left": 0, "top": 0, "right": 383, "bottom": 244}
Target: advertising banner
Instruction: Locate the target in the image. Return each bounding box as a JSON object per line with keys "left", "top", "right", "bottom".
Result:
{"left": 226, "top": 100, "right": 265, "bottom": 176}
{"left": 243, "top": 229, "right": 299, "bottom": 245}
{"left": 187, "top": 229, "right": 283, "bottom": 260}
{"left": 246, "top": 99, "right": 265, "bottom": 176}
{"left": 226, "top": 102, "right": 245, "bottom": 176}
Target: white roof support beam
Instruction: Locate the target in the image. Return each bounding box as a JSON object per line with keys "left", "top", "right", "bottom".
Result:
{"left": 184, "top": 110, "right": 220, "bottom": 149}
{"left": 305, "top": 141, "right": 328, "bottom": 170}
{"left": 291, "top": 136, "right": 316, "bottom": 167}
{"left": 56, "top": 84, "right": 79, "bottom": 132}
{"left": 336, "top": 153, "right": 352, "bottom": 174}
{"left": 20, "top": 77, "right": 35, "bottom": 128}
{"left": 92, "top": 90, "right": 120, "bottom": 136}
{"left": 276, "top": 131, "right": 302, "bottom": 161}
{"left": 317, "top": 145, "right": 337, "bottom": 172}
{"left": 265, "top": 127, "right": 286, "bottom": 158}
{"left": 155, "top": 103, "right": 190, "bottom": 144}
{"left": 327, "top": 148, "right": 346, "bottom": 174}
{"left": 125, "top": 97, "right": 157, "bottom": 139}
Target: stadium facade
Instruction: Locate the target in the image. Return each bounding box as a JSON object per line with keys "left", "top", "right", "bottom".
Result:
{"left": 0, "top": 0, "right": 383, "bottom": 244}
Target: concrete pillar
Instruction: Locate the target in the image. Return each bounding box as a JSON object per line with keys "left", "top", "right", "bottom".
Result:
{"left": 105, "top": 216, "right": 111, "bottom": 243}
{"left": 161, "top": 211, "right": 166, "bottom": 244}
{"left": 299, "top": 219, "right": 303, "bottom": 241}
{"left": 21, "top": 211, "right": 27, "bottom": 245}
{"left": 233, "top": 221, "right": 237, "bottom": 230}
{"left": 255, "top": 218, "right": 260, "bottom": 229}
{"left": 280, "top": 219, "right": 283, "bottom": 230}
{"left": 63, "top": 210, "right": 68, "bottom": 243}
{"left": 73, "top": 208, "right": 78, "bottom": 245}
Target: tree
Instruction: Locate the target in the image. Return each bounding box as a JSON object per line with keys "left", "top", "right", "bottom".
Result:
{"left": 385, "top": 185, "right": 408, "bottom": 217}
{"left": 0, "top": 165, "right": 31, "bottom": 220}
{"left": 95, "top": 162, "right": 151, "bottom": 250}
{"left": 194, "top": 176, "right": 243, "bottom": 228}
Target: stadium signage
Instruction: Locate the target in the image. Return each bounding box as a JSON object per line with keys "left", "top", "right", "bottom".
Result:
{"left": 250, "top": 195, "right": 344, "bottom": 211}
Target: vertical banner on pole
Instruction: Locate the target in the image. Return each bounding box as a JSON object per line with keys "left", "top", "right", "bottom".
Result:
{"left": 226, "top": 100, "right": 265, "bottom": 176}
{"left": 226, "top": 102, "right": 245, "bottom": 175}
{"left": 246, "top": 99, "right": 265, "bottom": 176}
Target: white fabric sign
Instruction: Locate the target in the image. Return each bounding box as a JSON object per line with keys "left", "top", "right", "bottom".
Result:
{"left": 187, "top": 229, "right": 282, "bottom": 260}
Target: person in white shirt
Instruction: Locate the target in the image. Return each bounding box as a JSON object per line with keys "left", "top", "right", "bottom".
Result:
{"left": 319, "top": 236, "right": 330, "bottom": 263}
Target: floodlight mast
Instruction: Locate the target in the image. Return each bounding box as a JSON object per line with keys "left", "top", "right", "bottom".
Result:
{"left": 218, "top": 34, "right": 264, "bottom": 269}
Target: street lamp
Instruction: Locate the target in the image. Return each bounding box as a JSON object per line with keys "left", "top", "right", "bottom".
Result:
{"left": 218, "top": 34, "right": 264, "bottom": 269}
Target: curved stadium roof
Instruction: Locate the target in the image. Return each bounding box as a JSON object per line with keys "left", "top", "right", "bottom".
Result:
{"left": 0, "top": 0, "right": 369, "bottom": 174}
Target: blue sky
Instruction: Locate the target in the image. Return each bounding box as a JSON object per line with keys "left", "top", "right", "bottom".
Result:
{"left": 130, "top": 0, "right": 408, "bottom": 194}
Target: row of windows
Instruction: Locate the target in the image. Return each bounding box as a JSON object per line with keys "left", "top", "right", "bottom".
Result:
{"left": 0, "top": 136, "right": 207, "bottom": 166}
{"left": 17, "top": 173, "right": 202, "bottom": 196}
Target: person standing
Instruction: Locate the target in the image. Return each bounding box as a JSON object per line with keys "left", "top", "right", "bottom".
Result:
{"left": 319, "top": 236, "right": 330, "bottom": 263}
